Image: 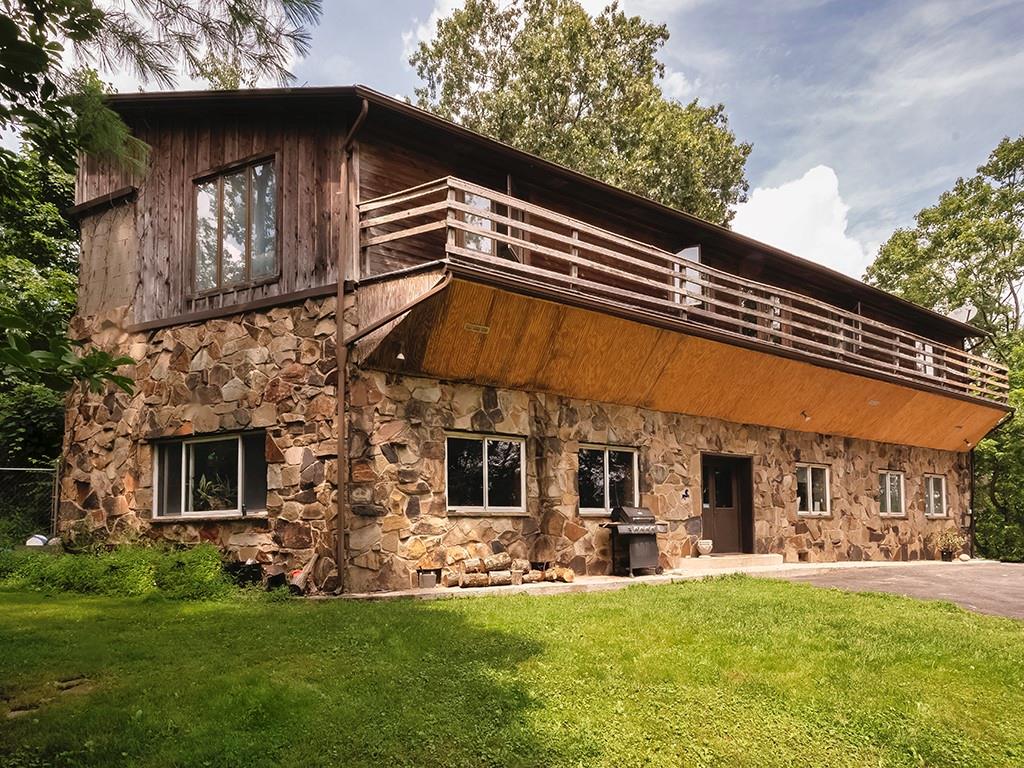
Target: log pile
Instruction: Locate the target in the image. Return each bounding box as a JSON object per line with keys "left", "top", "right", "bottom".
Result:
{"left": 427, "top": 544, "right": 576, "bottom": 589}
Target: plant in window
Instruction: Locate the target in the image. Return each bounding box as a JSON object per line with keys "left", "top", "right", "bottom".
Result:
{"left": 192, "top": 472, "right": 236, "bottom": 513}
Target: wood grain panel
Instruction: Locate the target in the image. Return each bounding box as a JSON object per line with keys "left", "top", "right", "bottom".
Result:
{"left": 77, "top": 112, "right": 345, "bottom": 323}
{"left": 363, "top": 278, "right": 1005, "bottom": 452}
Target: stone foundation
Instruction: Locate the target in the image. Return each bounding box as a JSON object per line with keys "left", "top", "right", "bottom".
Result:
{"left": 345, "top": 369, "right": 970, "bottom": 591}
{"left": 58, "top": 311, "right": 970, "bottom": 594}
{"left": 58, "top": 296, "right": 347, "bottom": 591}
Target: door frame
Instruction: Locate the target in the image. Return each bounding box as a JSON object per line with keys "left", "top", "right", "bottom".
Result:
{"left": 698, "top": 452, "right": 755, "bottom": 554}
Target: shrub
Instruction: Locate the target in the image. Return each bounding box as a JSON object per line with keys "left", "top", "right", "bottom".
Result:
{"left": 0, "top": 544, "right": 234, "bottom": 600}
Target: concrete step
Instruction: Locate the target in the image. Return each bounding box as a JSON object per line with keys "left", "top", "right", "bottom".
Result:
{"left": 671, "top": 553, "right": 784, "bottom": 571}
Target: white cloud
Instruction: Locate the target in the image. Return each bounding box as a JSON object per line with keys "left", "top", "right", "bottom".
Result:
{"left": 661, "top": 68, "right": 699, "bottom": 100}
{"left": 402, "top": 0, "right": 464, "bottom": 60}
{"left": 731, "top": 165, "right": 874, "bottom": 279}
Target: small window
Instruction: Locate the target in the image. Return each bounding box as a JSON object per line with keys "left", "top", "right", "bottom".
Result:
{"left": 578, "top": 446, "right": 638, "bottom": 515}
{"left": 879, "top": 470, "right": 905, "bottom": 517}
{"left": 915, "top": 340, "right": 936, "bottom": 377}
{"left": 460, "top": 191, "right": 494, "bottom": 254}
{"left": 154, "top": 433, "right": 267, "bottom": 517}
{"left": 796, "top": 464, "right": 830, "bottom": 516}
{"left": 194, "top": 158, "right": 277, "bottom": 293}
{"left": 925, "top": 474, "right": 947, "bottom": 518}
{"left": 672, "top": 246, "right": 702, "bottom": 307}
{"left": 445, "top": 434, "right": 524, "bottom": 513}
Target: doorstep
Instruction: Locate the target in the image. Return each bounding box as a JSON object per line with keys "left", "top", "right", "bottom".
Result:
{"left": 320, "top": 557, "right": 992, "bottom": 602}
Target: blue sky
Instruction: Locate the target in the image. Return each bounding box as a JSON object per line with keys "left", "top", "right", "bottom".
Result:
{"left": 126, "top": 0, "right": 1024, "bottom": 278}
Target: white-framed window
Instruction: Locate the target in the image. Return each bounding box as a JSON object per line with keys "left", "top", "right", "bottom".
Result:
{"left": 445, "top": 433, "right": 525, "bottom": 514}
{"left": 915, "top": 340, "right": 936, "bottom": 376}
{"left": 673, "top": 246, "right": 702, "bottom": 306}
{"left": 878, "top": 470, "right": 905, "bottom": 517}
{"left": 460, "top": 191, "right": 494, "bottom": 254}
{"left": 578, "top": 445, "right": 639, "bottom": 516}
{"left": 154, "top": 432, "right": 267, "bottom": 517}
{"left": 925, "top": 474, "right": 948, "bottom": 518}
{"left": 796, "top": 464, "right": 830, "bottom": 516}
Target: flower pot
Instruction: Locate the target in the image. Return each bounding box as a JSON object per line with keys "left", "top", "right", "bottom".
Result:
{"left": 696, "top": 539, "right": 714, "bottom": 557}
{"left": 940, "top": 549, "right": 954, "bottom": 562}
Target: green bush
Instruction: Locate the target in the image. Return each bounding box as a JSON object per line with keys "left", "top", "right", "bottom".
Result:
{"left": 0, "top": 544, "right": 234, "bottom": 600}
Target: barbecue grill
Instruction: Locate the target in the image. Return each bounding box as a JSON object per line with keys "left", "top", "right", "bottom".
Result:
{"left": 604, "top": 506, "right": 667, "bottom": 577}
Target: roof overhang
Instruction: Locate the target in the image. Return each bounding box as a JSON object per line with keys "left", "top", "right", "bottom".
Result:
{"left": 353, "top": 268, "right": 1007, "bottom": 453}
{"left": 104, "top": 84, "right": 985, "bottom": 341}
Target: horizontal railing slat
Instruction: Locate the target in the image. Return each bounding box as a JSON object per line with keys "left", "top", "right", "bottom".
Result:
{"left": 358, "top": 178, "right": 1008, "bottom": 405}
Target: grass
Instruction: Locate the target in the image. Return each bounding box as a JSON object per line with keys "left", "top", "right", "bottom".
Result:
{"left": 1, "top": 576, "right": 1022, "bottom": 767}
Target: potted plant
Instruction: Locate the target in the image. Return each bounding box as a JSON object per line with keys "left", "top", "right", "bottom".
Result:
{"left": 696, "top": 513, "right": 713, "bottom": 557}
{"left": 932, "top": 529, "right": 967, "bottom": 561}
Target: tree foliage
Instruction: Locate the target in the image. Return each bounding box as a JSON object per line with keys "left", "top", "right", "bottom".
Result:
{"left": 410, "top": 0, "right": 750, "bottom": 225}
{"left": 866, "top": 136, "right": 1024, "bottom": 561}
{"left": 0, "top": 1, "right": 322, "bottom": 174}
{"left": 0, "top": 2, "right": 322, "bottom": 465}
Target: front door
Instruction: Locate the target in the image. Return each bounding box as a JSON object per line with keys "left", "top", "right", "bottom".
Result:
{"left": 701, "top": 457, "right": 742, "bottom": 553}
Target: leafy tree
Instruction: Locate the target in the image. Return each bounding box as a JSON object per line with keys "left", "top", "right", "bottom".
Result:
{"left": 410, "top": 0, "right": 750, "bottom": 226}
{"left": 0, "top": 3, "right": 322, "bottom": 471}
{"left": 866, "top": 136, "right": 1024, "bottom": 561}
{"left": 0, "top": 1, "right": 322, "bottom": 398}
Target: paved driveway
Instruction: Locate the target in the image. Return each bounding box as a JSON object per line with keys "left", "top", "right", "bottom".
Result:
{"left": 771, "top": 561, "right": 1024, "bottom": 620}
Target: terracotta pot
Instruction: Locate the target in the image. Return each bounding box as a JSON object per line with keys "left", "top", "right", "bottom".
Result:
{"left": 696, "top": 539, "right": 714, "bottom": 557}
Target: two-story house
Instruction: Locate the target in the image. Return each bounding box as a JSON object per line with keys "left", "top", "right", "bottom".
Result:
{"left": 61, "top": 86, "right": 1010, "bottom": 593}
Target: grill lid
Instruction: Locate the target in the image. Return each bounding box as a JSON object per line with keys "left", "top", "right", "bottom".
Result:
{"left": 612, "top": 506, "right": 655, "bottom": 524}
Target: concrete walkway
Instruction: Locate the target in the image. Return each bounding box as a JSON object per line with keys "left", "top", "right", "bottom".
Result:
{"left": 331, "top": 556, "right": 1000, "bottom": 603}
{"left": 769, "top": 560, "right": 1024, "bottom": 620}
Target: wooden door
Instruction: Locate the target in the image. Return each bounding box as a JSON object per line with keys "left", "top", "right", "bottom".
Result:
{"left": 701, "top": 458, "right": 742, "bottom": 553}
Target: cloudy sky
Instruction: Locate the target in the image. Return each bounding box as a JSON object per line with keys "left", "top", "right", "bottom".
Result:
{"left": 124, "top": 0, "right": 1024, "bottom": 279}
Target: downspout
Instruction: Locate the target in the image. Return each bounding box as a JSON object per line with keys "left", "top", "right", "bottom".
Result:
{"left": 335, "top": 98, "right": 368, "bottom": 593}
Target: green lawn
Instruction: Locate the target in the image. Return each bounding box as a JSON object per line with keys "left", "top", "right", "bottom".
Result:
{"left": 1, "top": 577, "right": 1022, "bottom": 767}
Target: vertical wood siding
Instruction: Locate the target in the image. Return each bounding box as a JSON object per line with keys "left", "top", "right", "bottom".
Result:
{"left": 76, "top": 113, "right": 345, "bottom": 323}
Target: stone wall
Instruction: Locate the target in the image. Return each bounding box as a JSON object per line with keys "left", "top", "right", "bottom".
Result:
{"left": 59, "top": 295, "right": 347, "bottom": 591}
{"left": 346, "top": 369, "right": 970, "bottom": 591}
{"left": 59, "top": 304, "right": 971, "bottom": 595}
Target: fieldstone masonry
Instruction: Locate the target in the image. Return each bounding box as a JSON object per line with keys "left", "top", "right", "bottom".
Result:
{"left": 59, "top": 295, "right": 348, "bottom": 591}
{"left": 346, "top": 368, "right": 970, "bottom": 591}
{"left": 59, "top": 298, "right": 969, "bottom": 594}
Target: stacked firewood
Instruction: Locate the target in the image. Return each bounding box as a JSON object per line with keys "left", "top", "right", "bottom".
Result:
{"left": 441, "top": 548, "right": 575, "bottom": 588}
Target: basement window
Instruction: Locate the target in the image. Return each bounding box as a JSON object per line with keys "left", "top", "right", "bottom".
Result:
{"left": 878, "top": 470, "right": 905, "bottom": 518}
{"left": 579, "top": 446, "right": 638, "bottom": 516}
{"left": 445, "top": 434, "right": 525, "bottom": 514}
{"left": 796, "top": 464, "right": 830, "bottom": 516}
{"left": 925, "top": 474, "right": 948, "bottom": 518}
{"left": 194, "top": 157, "right": 277, "bottom": 294}
{"left": 154, "top": 433, "right": 267, "bottom": 517}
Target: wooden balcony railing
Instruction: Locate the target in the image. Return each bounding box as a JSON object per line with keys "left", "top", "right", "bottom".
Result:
{"left": 358, "top": 177, "right": 1009, "bottom": 406}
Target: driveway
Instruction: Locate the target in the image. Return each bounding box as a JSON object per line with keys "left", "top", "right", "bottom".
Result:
{"left": 771, "top": 561, "right": 1024, "bottom": 620}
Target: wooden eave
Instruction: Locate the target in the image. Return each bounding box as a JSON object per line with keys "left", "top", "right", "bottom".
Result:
{"left": 104, "top": 85, "right": 984, "bottom": 342}
{"left": 354, "top": 270, "right": 1008, "bottom": 453}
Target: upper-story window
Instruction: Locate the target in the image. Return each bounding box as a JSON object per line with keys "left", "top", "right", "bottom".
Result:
{"left": 194, "top": 157, "right": 277, "bottom": 294}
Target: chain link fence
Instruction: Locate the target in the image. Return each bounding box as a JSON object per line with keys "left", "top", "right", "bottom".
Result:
{"left": 0, "top": 467, "right": 58, "bottom": 546}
